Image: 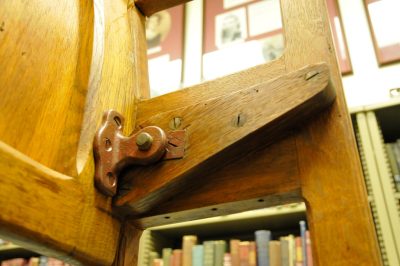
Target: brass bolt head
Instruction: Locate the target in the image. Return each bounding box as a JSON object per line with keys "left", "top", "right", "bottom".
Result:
{"left": 136, "top": 132, "right": 153, "bottom": 150}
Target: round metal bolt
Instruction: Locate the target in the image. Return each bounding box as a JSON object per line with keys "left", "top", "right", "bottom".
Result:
{"left": 136, "top": 132, "right": 153, "bottom": 150}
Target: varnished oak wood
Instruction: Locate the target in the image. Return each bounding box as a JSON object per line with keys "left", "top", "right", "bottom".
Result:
{"left": 115, "top": 63, "right": 336, "bottom": 213}
{"left": 134, "top": 0, "right": 192, "bottom": 16}
{"left": 0, "top": 141, "right": 120, "bottom": 265}
{"left": 0, "top": 0, "right": 149, "bottom": 265}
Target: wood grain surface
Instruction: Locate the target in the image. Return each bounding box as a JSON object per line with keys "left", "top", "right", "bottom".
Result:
{"left": 0, "top": 141, "right": 120, "bottom": 265}
{"left": 0, "top": 0, "right": 149, "bottom": 265}
{"left": 281, "top": 0, "right": 382, "bottom": 265}
{"left": 115, "top": 63, "right": 335, "bottom": 213}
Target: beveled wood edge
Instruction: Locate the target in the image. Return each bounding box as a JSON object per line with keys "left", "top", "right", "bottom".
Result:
{"left": 136, "top": 57, "right": 287, "bottom": 124}
{"left": 0, "top": 141, "right": 120, "bottom": 265}
{"left": 130, "top": 189, "right": 302, "bottom": 229}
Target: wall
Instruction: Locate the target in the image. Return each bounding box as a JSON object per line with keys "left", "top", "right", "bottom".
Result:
{"left": 339, "top": 0, "right": 400, "bottom": 109}
{"left": 172, "top": 0, "right": 400, "bottom": 110}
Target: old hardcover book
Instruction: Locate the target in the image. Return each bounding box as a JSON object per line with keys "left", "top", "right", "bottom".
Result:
{"left": 203, "top": 241, "right": 215, "bottom": 266}
{"left": 163, "top": 248, "right": 173, "bottom": 266}
{"left": 386, "top": 143, "right": 400, "bottom": 191}
{"left": 214, "top": 240, "right": 227, "bottom": 266}
{"left": 239, "top": 241, "right": 250, "bottom": 266}
{"left": 172, "top": 249, "right": 183, "bottom": 266}
{"left": 183, "top": 235, "right": 198, "bottom": 266}
{"left": 248, "top": 241, "right": 257, "bottom": 266}
{"left": 153, "top": 258, "right": 163, "bottom": 266}
{"left": 280, "top": 238, "right": 290, "bottom": 266}
{"left": 255, "top": 230, "right": 271, "bottom": 266}
{"left": 230, "top": 239, "right": 240, "bottom": 266}
{"left": 295, "top": 237, "right": 303, "bottom": 266}
{"left": 299, "top": 221, "right": 307, "bottom": 266}
{"left": 192, "top": 245, "right": 204, "bottom": 266}
{"left": 306, "top": 231, "right": 313, "bottom": 266}
{"left": 149, "top": 251, "right": 160, "bottom": 266}
{"left": 224, "top": 253, "right": 232, "bottom": 266}
{"left": 269, "top": 241, "right": 281, "bottom": 266}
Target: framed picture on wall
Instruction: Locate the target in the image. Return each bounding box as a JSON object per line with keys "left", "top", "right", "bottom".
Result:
{"left": 326, "top": 0, "right": 352, "bottom": 74}
{"left": 202, "top": 0, "right": 284, "bottom": 81}
{"left": 364, "top": 0, "right": 400, "bottom": 65}
{"left": 146, "top": 5, "right": 185, "bottom": 97}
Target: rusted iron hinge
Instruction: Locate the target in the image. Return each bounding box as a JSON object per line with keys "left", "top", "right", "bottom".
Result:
{"left": 93, "top": 110, "right": 186, "bottom": 196}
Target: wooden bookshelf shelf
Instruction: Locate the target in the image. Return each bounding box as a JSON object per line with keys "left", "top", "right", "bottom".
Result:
{"left": 149, "top": 203, "right": 306, "bottom": 238}
{"left": 0, "top": 244, "right": 39, "bottom": 261}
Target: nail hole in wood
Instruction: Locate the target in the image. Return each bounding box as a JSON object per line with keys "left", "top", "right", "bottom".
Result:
{"left": 211, "top": 208, "right": 218, "bottom": 211}
{"left": 164, "top": 216, "right": 170, "bottom": 219}
{"left": 258, "top": 199, "right": 264, "bottom": 202}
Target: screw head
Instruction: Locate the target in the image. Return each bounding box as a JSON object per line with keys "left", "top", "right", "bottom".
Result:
{"left": 136, "top": 132, "right": 153, "bottom": 151}
{"left": 169, "top": 117, "right": 182, "bottom": 130}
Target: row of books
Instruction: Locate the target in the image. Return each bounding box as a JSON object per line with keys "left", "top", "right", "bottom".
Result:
{"left": 386, "top": 139, "right": 400, "bottom": 191}
{"left": 148, "top": 221, "right": 312, "bottom": 266}
{"left": 0, "top": 257, "right": 70, "bottom": 266}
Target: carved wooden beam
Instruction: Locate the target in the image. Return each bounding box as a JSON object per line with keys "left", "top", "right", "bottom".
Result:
{"left": 115, "top": 63, "right": 336, "bottom": 214}
{"left": 134, "top": 0, "right": 192, "bottom": 16}
{"left": 0, "top": 141, "right": 120, "bottom": 265}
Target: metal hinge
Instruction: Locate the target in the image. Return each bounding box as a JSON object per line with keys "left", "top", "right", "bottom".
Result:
{"left": 93, "top": 110, "right": 186, "bottom": 196}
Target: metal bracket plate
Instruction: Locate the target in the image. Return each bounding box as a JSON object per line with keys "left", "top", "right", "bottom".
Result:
{"left": 93, "top": 110, "right": 186, "bottom": 196}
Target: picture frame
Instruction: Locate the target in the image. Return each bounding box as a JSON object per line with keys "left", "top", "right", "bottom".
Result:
{"left": 202, "top": 0, "right": 284, "bottom": 80}
{"left": 364, "top": 0, "right": 400, "bottom": 65}
{"left": 145, "top": 5, "right": 185, "bottom": 97}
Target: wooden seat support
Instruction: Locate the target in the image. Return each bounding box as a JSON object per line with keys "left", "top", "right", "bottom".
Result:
{"left": 0, "top": 0, "right": 382, "bottom": 265}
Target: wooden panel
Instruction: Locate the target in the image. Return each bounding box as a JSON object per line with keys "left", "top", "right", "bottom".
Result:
{"left": 281, "top": 0, "right": 382, "bottom": 265}
{"left": 134, "top": 0, "right": 192, "bottom": 16}
{"left": 0, "top": 0, "right": 150, "bottom": 265}
{"left": 0, "top": 141, "right": 120, "bottom": 265}
{"left": 115, "top": 63, "right": 335, "bottom": 213}
{"left": 0, "top": 0, "right": 92, "bottom": 176}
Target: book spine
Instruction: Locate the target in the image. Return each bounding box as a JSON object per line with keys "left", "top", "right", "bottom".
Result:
{"left": 269, "top": 240, "right": 281, "bottom": 266}
{"left": 183, "top": 235, "right": 198, "bottom": 266}
{"left": 248, "top": 241, "right": 257, "bottom": 266}
{"left": 230, "top": 239, "right": 240, "bottom": 266}
{"left": 239, "top": 241, "right": 250, "bottom": 266}
{"left": 255, "top": 230, "right": 271, "bottom": 266}
{"left": 153, "top": 258, "right": 163, "bottom": 266}
{"left": 388, "top": 143, "right": 400, "bottom": 190}
{"left": 192, "top": 245, "right": 204, "bottom": 266}
{"left": 203, "top": 241, "right": 215, "bottom": 266}
{"left": 163, "top": 248, "right": 173, "bottom": 266}
{"left": 299, "top": 221, "right": 307, "bottom": 266}
{"left": 149, "top": 251, "right": 160, "bottom": 266}
{"left": 306, "top": 231, "right": 313, "bottom": 266}
{"left": 295, "top": 237, "right": 302, "bottom": 266}
{"left": 172, "top": 249, "right": 183, "bottom": 266}
{"left": 214, "top": 240, "right": 227, "bottom": 266}
{"left": 280, "top": 238, "right": 290, "bottom": 266}
{"left": 224, "top": 253, "right": 232, "bottom": 266}
{"left": 286, "top": 235, "right": 295, "bottom": 266}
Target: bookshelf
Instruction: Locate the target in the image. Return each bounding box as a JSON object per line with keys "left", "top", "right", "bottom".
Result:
{"left": 0, "top": 244, "right": 38, "bottom": 262}
{"left": 138, "top": 203, "right": 306, "bottom": 266}
{"left": 351, "top": 101, "right": 400, "bottom": 266}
